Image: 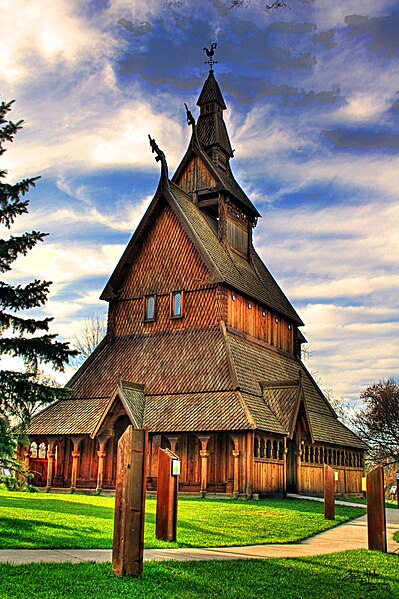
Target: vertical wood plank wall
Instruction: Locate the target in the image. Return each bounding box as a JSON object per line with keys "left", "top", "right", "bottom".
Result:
{"left": 300, "top": 464, "right": 363, "bottom": 495}
{"left": 176, "top": 156, "right": 218, "bottom": 194}
{"left": 227, "top": 291, "right": 294, "bottom": 353}
{"left": 253, "top": 460, "right": 284, "bottom": 494}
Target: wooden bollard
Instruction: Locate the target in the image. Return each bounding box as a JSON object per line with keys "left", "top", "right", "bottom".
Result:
{"left": 366, "top": 465, "right": 387, "bottom": 552}
{"left": 112, "top": 426, "right": 148, "bottom": 576}
{"left": 324, "top": 464, "right": 335, "bottom": 520}
{"left": 156, "top": 447, "right": 180, "bottom": 541}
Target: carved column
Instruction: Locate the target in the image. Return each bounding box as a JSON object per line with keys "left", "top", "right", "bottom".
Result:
{"left": 232, "top": 449, "right": 240, "bottom": 498}
{"left": 198, "top": 435, "right": 211, "bottom": 497}
{"left": 96, "top": 450, "right": 107, "bottom": 493}
{"left": 246, "top": 431, "right": 254, "bottom": 498}
{"left": 45, "top": 438, "right": 58, "bottom": 492}
{"left": 45, "top": 449, "right": 55, "bottom": 492}
{"left": 69, "top": 436, "right": 84, "bottom": 493}
{"left": 70, "top": 452, "right": 80, "bottom": 493}
{"left": 166, "top": 436, "right": 179, "bottom": 454}
{"left": 95, "top": 436, "right": 111, "bottom": 493}
{"left": 199, "top": 449, "right": 209, "bottom": 497}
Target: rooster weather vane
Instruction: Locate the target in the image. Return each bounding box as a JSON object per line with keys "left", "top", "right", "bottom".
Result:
{"left": 204, "top": 43, "right": 218, "bottom": 72}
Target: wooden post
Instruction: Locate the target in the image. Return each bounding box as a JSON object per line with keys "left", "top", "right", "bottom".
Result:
{"left": 96, "top": 449, "right": 107, "bottom": 493}
{"left": 232, "top": 449, "right": 240, "bottom": 498}
{"left": 199, "top": 449, "right": 209, "bottom": 497}
{"left": 112, "top": 426, "right": 148, "bottom": 577}
{"left": 156, "top": 447, "right": 179, "bottom": 541}
{"left": 282, "top": 437, "right": 288, "bottom": 498}
{"left": 70, "top": 452, "right": 80, "bottom": 493}
{"left": 45, "top": 447, "right": 56, "bottom": 492}
{"left": 246, "top": 431, "right": 254, "bottom": 498}
{"left": 295, "top": 450, "right": 303, "bottom": 494}
{"left": 366, "top": 465, "right": 387, "bottom": 552}
{"left": 324, "top": 464, "right": 335, "bottom": 520}
{"left": 69, "top": 436, "right": 84, "bottom": 493}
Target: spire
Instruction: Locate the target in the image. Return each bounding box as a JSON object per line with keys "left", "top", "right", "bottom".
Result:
{"left": 196, "top": 47, "right": 233, "bottom": 168}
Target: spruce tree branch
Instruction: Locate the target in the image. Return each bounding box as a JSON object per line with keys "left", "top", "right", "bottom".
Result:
{"left": 0, "top": 312, "right": 51, "bottom": 335}
{"left": 0, "top": 231, "right": 48, "bottom": 272}
{"left": 0, "top": 280, "right": 51, "bottom": 310}
{"left": 0, "top": 336, "right": 78, "bottom": 371}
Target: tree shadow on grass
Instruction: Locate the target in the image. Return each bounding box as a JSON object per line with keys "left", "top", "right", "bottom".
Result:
{"left": 0, "top": 517, "right": 112, "bottom": 549}
{"left": 0, "top": 495, "right": 114, "bottom": 520}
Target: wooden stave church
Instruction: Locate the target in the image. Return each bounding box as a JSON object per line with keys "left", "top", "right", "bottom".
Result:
{"left": 27, "top": 66, "right": 367, "bottom": 497}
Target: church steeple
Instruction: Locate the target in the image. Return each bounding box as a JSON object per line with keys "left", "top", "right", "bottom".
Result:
{"left": 196, "top": 68, "right": 234, "bottom": 170}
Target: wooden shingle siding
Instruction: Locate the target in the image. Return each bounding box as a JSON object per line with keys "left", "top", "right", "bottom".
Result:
{"left": 227, "top": 290, "right": 294, "bottom": 353}
{"left": 111, "top": 287, "right": 222, "bottom": 337}
{"left": 119, "top": 202, "right": 209, "bottom": 300}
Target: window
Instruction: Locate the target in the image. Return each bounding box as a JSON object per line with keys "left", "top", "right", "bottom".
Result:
{"left": 38, "top": 443, "right": 47, "bottom": 459}
{"left": 144, "top": 295, "right": 156, "bottom": 322}
{"left": 171, "top": 291, "right": 183, "bottom": 318}
{"left": 30, "top": 442, "right": 38, "bottom": 458}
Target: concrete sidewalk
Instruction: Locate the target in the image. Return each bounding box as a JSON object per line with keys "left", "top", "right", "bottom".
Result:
{"left": 1, "top": 506, "right": 398, "bottom": 565}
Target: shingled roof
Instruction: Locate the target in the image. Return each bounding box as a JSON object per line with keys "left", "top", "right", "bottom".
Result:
{"left": 225, "top": 329, "right": 368, "bottom": 449}
{"left": 29, "top": 320, "right": 367, "bottom": 450}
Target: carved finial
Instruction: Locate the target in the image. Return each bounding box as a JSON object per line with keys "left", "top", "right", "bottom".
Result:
{"left": 148, "top": 134, "right": 168, "bottom": 181}
{"left": 184, "top": 103, "right": 195, "bottom": 127}
{"left": 203, "top": 43, "right": 218, "bottom": 72}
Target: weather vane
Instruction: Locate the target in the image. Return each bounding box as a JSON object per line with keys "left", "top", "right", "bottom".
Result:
{"left": 203, "top": 43, "right": 218, "bottom": 72}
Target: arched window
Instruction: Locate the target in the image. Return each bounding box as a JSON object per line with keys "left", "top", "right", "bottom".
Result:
{"left": 38, "top": 443, "right": 47, "bottom": 459}
{"left": 260, "top": 438, "right": 265, "bottom": 458}
{"left": 30, "top": 442, "right": 38, "bottom": 458}
{"left": 310, "top": 446, "right": 314, "bottom": 464}
{"left": 272, "top": 440, "right": 278, "bottom": 460}
{"left": 278, "top": 441, "right": 284, "bottom": 460}
{"left": 304, "top": 445, "right": 309, "bottom": 463}
{"left": 315, "top": 447, "right": 319, "bottom": 464}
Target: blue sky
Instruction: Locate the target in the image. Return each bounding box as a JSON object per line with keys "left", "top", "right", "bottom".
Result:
{"left": 1, "top": 0, "right": 398, "bottom": 405}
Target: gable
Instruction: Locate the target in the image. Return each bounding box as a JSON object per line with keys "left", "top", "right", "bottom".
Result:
{"left": 116, "top": 200, "right": 210, "bottom": 300}
{"left": 175, "top": 154, "right": 218, "bottom": 196}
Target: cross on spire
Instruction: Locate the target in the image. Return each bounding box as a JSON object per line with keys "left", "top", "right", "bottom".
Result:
{"left": 203, "top": 43, "right": 218, "bottom": 72}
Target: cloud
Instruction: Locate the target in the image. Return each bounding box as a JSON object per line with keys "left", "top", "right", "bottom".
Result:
{"left": 313, "top": 29, "right": 337, "bottom": 49}
{"left": 322, "top": 129, "right": 399, "bottom": 150}
{"left": 268, "top": 22, "right": 317, "bottom": 35}
{"left": 0, "top": 0, "right": 117, "bottom": 84}
{"left": 345, "top": 12, "right": 399, "bottom": 58}
{"left": 117, "top": 18, "right": 152, "bottom": 35}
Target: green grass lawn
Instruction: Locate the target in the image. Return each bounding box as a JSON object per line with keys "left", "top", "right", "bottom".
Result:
{"left": 0, "top": 550, "right": 397, "bottom": 598}
{"left": 342, "top": 495, "right": 398, "bottom": 509}
{"left": 0, "top": 489, "right": 365, "bottom": 550}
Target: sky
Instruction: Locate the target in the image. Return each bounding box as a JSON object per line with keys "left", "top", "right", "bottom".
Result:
{"left": 1, "top": 0, "right": 398, "bottom": 407}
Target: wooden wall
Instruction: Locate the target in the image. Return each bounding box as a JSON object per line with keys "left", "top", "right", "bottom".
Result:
{"left": 301, "top": 464, "right": 324, "bottom": 495}
{"left": 300, "top": 464, "right": 363, "bottom": 496}
{"left": 253, "top": 459, "right": 284, "bottom": 494}
{"left": 175, "top": 156, "right": 217, "bottom": 195}
{"left": 107, "top": 202, "right": 230, "bottom": 338}
{"left": 227, "top": 290, "right": 294, "bottom": 353}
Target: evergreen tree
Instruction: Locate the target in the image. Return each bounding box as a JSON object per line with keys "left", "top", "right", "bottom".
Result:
{"left": 0, "top": 100, "right": 76, "bottom": 470}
